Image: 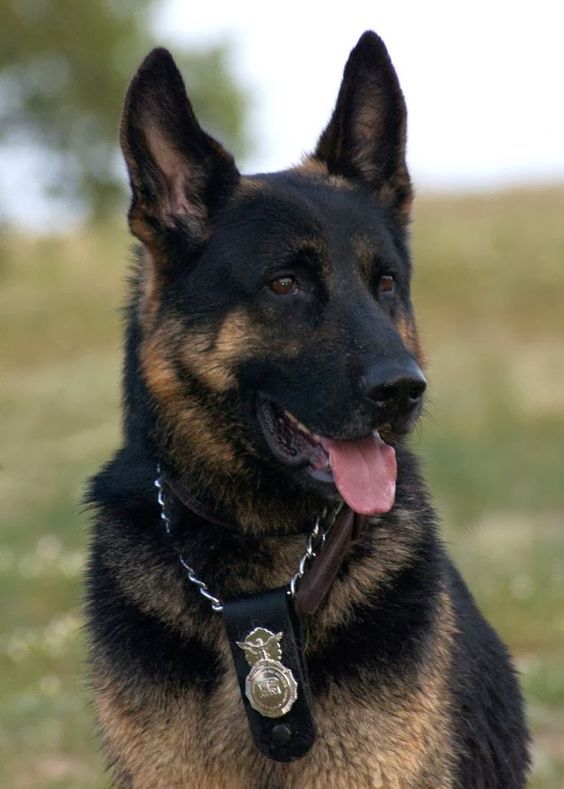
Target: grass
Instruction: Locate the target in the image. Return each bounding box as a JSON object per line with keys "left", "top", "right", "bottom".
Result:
{"left": 1, "top": 186, "right": 563, "bottom": 786}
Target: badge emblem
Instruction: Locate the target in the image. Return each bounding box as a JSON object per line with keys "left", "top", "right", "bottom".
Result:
{"left": 237, "top": 627, "right": 298, "bottom": 718}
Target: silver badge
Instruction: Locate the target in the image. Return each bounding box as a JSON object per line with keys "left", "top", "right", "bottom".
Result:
{"left": 237, "top": 627, "right": 298, "bottom": 718}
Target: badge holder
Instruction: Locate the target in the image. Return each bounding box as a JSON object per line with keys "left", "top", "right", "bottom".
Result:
{"left": 223, "top": 587, "right": 316, "bottom": 762}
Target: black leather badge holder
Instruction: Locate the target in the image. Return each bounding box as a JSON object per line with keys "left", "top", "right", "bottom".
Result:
{"left": 223, "top": 587, "right": 316, "bottom": 761}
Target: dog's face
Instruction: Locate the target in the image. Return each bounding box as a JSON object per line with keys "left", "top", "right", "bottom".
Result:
{"left": 121, "top": 32, "right": 425, "bottom": 519}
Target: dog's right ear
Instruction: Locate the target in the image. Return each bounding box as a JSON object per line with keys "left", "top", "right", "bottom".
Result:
{"left": 120, "top": 48, "right": 239, "bottom": 253}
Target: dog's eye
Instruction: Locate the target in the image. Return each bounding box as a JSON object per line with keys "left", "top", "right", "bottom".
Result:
{"left": 269, "top": 276, "right": 300, "bottom": 296}
{"left": 377, "top": 275, "right": 396, "bottom": 297}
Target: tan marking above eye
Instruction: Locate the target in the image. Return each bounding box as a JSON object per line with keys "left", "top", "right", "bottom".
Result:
{"left": 353, "top": 236, "right": 377, "bottom": 285}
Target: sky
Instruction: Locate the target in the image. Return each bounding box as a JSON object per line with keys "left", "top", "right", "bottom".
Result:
{"left": 157, "top": 0, "right": 564, "bottom": 187}
{"left": 2, "top": 0, "right": 563, "bottom": 229}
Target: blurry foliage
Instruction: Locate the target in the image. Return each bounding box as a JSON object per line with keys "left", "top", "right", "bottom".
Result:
{"left": 0, "top": 0, "right": 249, "bottom": 221}
{"left": 2, "top": 7, "right": 561, "bottom": 784}
{"left": 1, "top": 186, "right": 564, "bottom": 785}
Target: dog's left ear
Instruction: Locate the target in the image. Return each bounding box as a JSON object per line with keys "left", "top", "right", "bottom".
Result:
{"left": 120, "top": 48, "right": 240, "bottom": 252}
{"left": 314, "top": 31, "right": 412, "bottom": 221}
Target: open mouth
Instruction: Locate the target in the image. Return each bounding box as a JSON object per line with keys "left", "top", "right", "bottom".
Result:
{"left": 257, "top": 397, "right": 397, "bottom": 516}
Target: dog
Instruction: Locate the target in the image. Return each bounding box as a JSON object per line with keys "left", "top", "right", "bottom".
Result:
{"left": 86, "top": 31, "right": 529, "bottom": 787}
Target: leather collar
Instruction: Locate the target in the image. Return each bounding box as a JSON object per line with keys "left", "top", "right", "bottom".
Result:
{"left": 161, "top": 471, "right": 367, "bottom": 618}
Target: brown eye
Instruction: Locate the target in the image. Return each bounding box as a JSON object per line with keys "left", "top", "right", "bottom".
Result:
{"left": 378, "top": 274, "right": 396, "bottom": 296}
{"left": 269, "top": 276, "right": 300, "bottom": 295}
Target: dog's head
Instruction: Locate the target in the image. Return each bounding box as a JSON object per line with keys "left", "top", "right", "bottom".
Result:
{"left": 120, "top": 32, "right": 425, "bottom": 526}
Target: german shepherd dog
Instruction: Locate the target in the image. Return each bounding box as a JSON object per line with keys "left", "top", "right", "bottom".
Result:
{"left": 87, "top": 31, "right": 529, "bottom": 787}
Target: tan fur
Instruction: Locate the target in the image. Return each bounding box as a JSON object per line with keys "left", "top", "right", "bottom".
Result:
{"left": 135, "top": 248, "right": 162, "bottom": 329}
{"left": 94, "top": 38, "right": 485, "bottom": 788}
{"left": 145, "top": 308, "right": 303, "bottom": 398}
{"left": 138, "top": 299, "right": 426, "bottom": 536}
{"left": 140, "top": 327, "right": 243, "bottom": 475}
{"left": 137, "top": 306, "right": 335, "bottom": 534}
{"left": 182, "top": 309, "right": 264, "bottom": 393}
{"left": 396, "top": 312, "right": 425, "bottom": 364}
{"left": 128, "top": 209, "right": 164, "bottom": 251}
{"left": 93, "top": 544, "right": 457, "bottom": 788}
{"left": 379, "top": 178, "right": 413, "bottom": 222}
{"left": 97, "top": 508, "right": 420, "bottom": 643}
{"left": 314, "top": 512, "right": 423, "bottom": 634}
{"left": 296, "top": 157, "right": 329, "bottom": 179}
{"left": 288, "top": 235, "right": 328, "bottom": 259}
{"left": 351, "top": 241, "right": 424, "bottom": 365}
{"left": 353, "top": 236, "right": 376, "bottom": 286}
{"left": 93, "top": 506, "right": 456, "bottom": 787}
{"left": 237, "top": 177, "right": 268, "bottom": 197}
{"left": 297, "top": 157, "right": 353, "bottom": 191}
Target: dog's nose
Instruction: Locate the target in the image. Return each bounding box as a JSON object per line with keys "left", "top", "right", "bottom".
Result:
{"left": 362, "top": 359, "right": 427, "bottom": 421}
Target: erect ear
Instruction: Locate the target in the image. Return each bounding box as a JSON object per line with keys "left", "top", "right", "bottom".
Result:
{"left": 120, "top": 48, "right": 239, "bottom": 251}
{"left": 313, "top": 31, "right": 412, "bottom": 221}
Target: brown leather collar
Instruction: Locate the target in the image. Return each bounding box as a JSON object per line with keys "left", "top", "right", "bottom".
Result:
{"left": 294, "top": 506, "right": 366, "bottom": 617}
{"left": 164, "top": 474, "right": 233, "bottom": 528}
{"left": 163, "top": 473, "right": 365, "bottom": 618}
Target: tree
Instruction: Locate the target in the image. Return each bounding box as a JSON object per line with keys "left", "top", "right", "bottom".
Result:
{"left": 0, "top": 0, "right": 249, "bottom": 223}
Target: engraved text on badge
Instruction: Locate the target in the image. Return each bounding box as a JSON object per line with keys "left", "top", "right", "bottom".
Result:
{"left": 237, "top": 627, "right": 298, "bottom": 718}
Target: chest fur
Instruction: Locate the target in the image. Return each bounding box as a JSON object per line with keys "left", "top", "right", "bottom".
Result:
{"left": 95, "top": 640, "right": 455, "bottom": 789}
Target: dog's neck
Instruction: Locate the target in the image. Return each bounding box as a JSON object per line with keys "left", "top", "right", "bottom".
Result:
{"left": 160, "top": 458, "right": 335, "bottom": 537}
{"left": 163, "top": 471, "right": 238, "bottom": 529}
{"left": 161, "top": 470, "right": 365, "bottom": 618}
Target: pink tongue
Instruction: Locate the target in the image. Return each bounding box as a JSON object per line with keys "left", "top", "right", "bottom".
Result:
{"left": 321, "top": 433, "right": 397, "bottom": 515}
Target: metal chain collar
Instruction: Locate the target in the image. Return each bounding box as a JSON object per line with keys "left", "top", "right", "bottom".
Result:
{"left": 154, "top": 470, "right": 340, "bottom": 614}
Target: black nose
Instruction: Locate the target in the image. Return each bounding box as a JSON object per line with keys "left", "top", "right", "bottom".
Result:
{"left": 362, "top": 359, "right": 427, "bottom": 421}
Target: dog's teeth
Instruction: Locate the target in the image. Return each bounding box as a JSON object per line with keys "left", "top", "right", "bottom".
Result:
{"left": 297, "top": 420, "right": 315, "bottom": 437}
{"left": 283, "top": 409, "right": 321, "bottom": 441}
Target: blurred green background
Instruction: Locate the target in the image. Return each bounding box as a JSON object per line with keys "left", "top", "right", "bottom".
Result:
{"left": 1, "top": 3, "right": 563, "bottom": 787}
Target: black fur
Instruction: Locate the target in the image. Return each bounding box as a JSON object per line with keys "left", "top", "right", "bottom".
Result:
{"left": 86, "top": 30, "right": 529, "bottom": 787}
